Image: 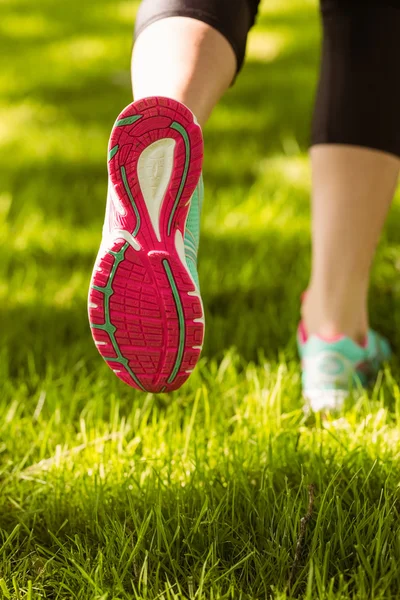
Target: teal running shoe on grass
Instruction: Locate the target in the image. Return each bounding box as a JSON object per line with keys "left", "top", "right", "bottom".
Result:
{"left": 298, "top": 322, "right": 391, "bottom": 412}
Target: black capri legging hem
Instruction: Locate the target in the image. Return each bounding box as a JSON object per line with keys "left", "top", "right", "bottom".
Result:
{"left": 135, "top": 10, "right": 243, "bottom": 72}
{"left": 134, "top": 0, "right": 260, "bottom": 74}
{"left": 311, "top": 1, "right": 400, "bottom": 158}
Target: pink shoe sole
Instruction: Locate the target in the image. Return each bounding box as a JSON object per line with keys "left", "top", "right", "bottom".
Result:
{"left": 88, "top": 97, "right": 204, "bottom": 393}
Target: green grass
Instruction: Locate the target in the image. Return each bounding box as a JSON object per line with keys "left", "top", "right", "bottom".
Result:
{"left": 2, "top": 0, "right": 400, "bottom": 597}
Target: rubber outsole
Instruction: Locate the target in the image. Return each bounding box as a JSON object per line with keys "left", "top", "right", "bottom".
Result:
{"left": 88, "top": 97, "right": 204, "bottom": 393}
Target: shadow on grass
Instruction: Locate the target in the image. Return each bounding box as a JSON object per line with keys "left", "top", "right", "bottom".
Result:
{"left": 3, "top": 229, "right": 309, "bottom": 384}
{"left": 4, "top": 229, "right": 399, "bottom": 386}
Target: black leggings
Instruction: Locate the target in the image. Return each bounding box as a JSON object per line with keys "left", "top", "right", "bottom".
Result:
{"left": 135, "top": 0, "right": 400, "bottom": 158}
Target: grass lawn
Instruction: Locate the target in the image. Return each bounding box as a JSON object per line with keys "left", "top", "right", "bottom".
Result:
{"left": 2, "top": 0, "right": 400, "bottom": 597}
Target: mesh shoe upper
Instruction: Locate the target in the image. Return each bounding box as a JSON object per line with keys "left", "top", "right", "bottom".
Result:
{"left": 183, "top": 174, "right": 203, "bottom": 290}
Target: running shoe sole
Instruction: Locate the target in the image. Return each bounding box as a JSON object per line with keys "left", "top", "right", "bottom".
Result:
{"left": 88, "top": 97, "right": 204, "bottom": 393}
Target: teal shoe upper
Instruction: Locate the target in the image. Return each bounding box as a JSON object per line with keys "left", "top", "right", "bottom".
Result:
{"left": 365, "top": 328, "right": 392, "bottom": 372}
{"left": 298, "top": 326, "right": 391, "bottom": 410}
{"left": 184, "top": 174, "right": 203, "bottom": 290}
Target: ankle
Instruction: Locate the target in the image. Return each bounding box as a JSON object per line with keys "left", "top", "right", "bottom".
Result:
{"left": 301, "top": 290, "right": 368, "bottom": 345}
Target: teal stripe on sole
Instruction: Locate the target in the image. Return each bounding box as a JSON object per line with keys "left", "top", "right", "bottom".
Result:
{"left": 167, "top": 121, "right": 191, "bottom": 236}
{"left": 120, "top": 166, "right": 141, "bottom": 237}
{"left": 163, "top": 259, "right": 186, "bottom": 384}
{"left": 116, "top": 115, "right": 143, "bottom": 127}
{"left": 108, "top": 145, "right": 119, "bottom": 161}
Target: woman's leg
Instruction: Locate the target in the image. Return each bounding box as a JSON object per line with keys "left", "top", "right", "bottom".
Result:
{"left": 132, "top": 0, "right": 260, "bottom": 125}
{"left": 132, "top": 17, "right": 236, "bottom": 126}
{"left": 304, "top": 145, "right": 399, "bottom": 343}
{"left": 303, "top": 1, "right": 400, "bottom": 343}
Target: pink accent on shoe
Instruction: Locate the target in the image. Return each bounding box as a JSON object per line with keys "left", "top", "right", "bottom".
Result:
{"left": 298, "top": 320, "right": 308, "bottom": 345}
{"left": 355, "top": 360, "right": 372, "bottom": 375}
{"left": 88, "top": 97, "right": 204, "bottom": 393}
{"left": 298, "top": 320, "right": 345, "bottom": 344}
{"left": 359, "top": 335, "right": 368, "bottom": 348}
{"left": 318, "top": 333, "right": 346, "bottom": 343}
